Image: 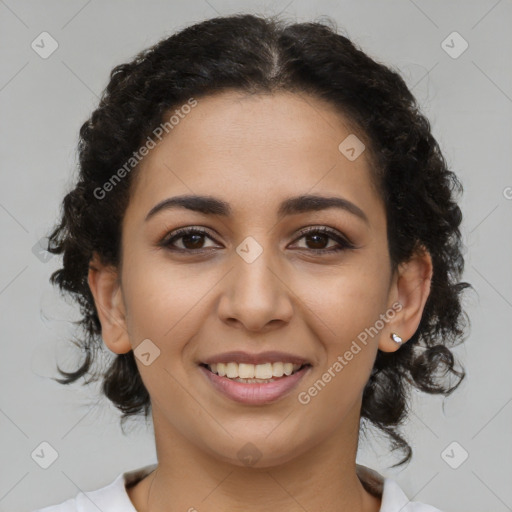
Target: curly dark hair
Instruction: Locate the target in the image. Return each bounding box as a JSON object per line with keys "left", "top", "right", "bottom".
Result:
{"left": 46, "top": 13, "right": 473, "bottom": 467}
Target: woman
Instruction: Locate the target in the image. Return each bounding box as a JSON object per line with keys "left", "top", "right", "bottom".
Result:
{"left": 35, "top": 13, "right": 471, "bottom": 512}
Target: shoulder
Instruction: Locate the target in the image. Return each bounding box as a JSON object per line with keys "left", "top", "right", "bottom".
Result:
{"left": 31, "top": 497, "right": 77, "bottom": 512}
{"left": 356, "top": 464, "right": 444, "bottom": 512}
{"left": 30, "top": 465, "right": 153, "bottom": 512}
{"left": 381, "top": 478, "right": 444, "bottom": 511}
{"left": 30, "top": 475, "right": 127, "bottom": 511}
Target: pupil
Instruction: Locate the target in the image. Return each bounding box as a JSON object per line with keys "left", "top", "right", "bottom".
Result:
{"left": 183, "top": 234, "right": 204, "bottom": 249}
{"left": 307, "top": 233, "right": 327, "bottom": 249}
{"left": 181, "top": 233, "right": 329, "bottom": 250}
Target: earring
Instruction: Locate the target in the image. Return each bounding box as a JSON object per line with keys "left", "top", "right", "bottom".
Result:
{"left": 390, "top": 333, "right": 403, "bottom": 345}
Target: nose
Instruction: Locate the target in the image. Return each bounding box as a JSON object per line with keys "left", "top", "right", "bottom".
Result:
{"left": 217, "top": 249, "right": 294, "bottom": 332}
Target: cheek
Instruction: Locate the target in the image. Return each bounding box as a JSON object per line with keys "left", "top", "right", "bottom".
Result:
{"left": 122, "top": 259, "right": 209, "bottom": 342}
{"left": 291, "top": 355, "right": 372, "bottom": 445}
{"left": 121, "top": 263, "right": 205, "bottom": 408}
{"left": 293, "top": 269, "right": 384, "bottom": 419}
{"left": 295, "top": 260, "right": 389, "bottom": 349}
{"left": 290, "top": 261, "right": 387, "bottom": 407}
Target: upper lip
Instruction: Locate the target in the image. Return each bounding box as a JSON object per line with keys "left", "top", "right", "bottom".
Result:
{"left": 200, "top": 351, "right": 311, "bottom": 366}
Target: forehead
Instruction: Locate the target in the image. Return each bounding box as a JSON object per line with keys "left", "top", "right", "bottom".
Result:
{"left": 127, "top": 90, "right": 384, "bottom": 223}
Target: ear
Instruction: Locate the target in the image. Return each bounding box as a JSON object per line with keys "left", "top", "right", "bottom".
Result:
{"left": 379, "top": 244, "right": 433, "bottom": 352}
{"left": 87, "top": 251, "right": 132, "bottom": 355}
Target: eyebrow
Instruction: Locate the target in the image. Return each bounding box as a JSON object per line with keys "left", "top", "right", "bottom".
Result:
{"left": 145, "top": 194, "right": 370, "bottom": 225}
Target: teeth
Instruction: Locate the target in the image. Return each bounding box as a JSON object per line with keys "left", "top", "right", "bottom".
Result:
{"left": 207, "top": 362, "right": 303, "bottom": 379}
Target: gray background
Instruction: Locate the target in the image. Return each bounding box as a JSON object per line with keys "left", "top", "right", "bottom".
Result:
{"left": 1, "top": 1, "right": 511, "bottom": 511}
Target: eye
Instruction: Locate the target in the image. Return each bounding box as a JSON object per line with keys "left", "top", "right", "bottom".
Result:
{"left": 159, "top": 227, "right": 219, "bottom": 252}
{"left": 290, "top": 226, "right": 355, "bottom": 253}
{"left": 159, "top": 226, "right": 355, "bottom": 255}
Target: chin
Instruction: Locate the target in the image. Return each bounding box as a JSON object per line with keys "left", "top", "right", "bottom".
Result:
{"left": 205, "top": 435, "right": 311, "bottom": 469}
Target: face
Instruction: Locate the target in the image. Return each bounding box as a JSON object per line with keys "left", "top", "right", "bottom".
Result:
{"left": 89, "top": 90, "right": 432, "bottom": 468}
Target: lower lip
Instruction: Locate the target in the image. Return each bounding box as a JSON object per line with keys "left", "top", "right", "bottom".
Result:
{"left": 199, "top": 364, "right": 311, "bottom": 405}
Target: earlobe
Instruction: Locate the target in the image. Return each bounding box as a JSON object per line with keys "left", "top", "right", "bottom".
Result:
{"left": 379, "top": 246, "right": 433, "bottom": 353}
{"left": 87, "top": 252, "right": 132, "bottom": 355}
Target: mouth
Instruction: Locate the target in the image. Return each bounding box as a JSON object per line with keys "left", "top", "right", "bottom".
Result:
{"left": 198, "top": 361, "right": 312, "bottom": 405}
{"left": 199, "top": 361, "right": 311, "bottom": 383}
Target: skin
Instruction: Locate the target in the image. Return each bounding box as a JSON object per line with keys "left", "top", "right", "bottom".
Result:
{"left": 88, "top": 90, "right": 433, "bottom": 512}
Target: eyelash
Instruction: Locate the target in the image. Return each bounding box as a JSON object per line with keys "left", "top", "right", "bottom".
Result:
{"left": 159, "top": 226, "right": 355, "bottom": 255}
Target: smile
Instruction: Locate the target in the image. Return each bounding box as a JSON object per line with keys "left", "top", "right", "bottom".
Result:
{"left": 199, "top": 362, "right": 312, "bottom": 404}
{"left": 205, "top": 361, "right": 305, "bottom": 380}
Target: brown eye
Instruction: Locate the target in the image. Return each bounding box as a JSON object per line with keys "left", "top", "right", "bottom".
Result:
{"left": 291, "top": 227, "right": 355, "bottom": 253}
{"left": 303, "top": 232, "right": 330, "bottom": 250}
{"left": 160, "top": 228, "right": 218, "bottom": 252}
{"left": 180, "top": 232, "right": 206, "bottom": 250}
{"left": 160, "top": 226, "right": 355, "bottom": 255}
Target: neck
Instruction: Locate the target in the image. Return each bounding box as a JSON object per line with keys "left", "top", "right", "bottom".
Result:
{"left": 128, "top": 403, "right": 382, "bottom": 512}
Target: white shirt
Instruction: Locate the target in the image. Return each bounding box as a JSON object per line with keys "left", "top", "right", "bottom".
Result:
{"left": 33, "top": 463, "right": 443, "bottom": 512}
